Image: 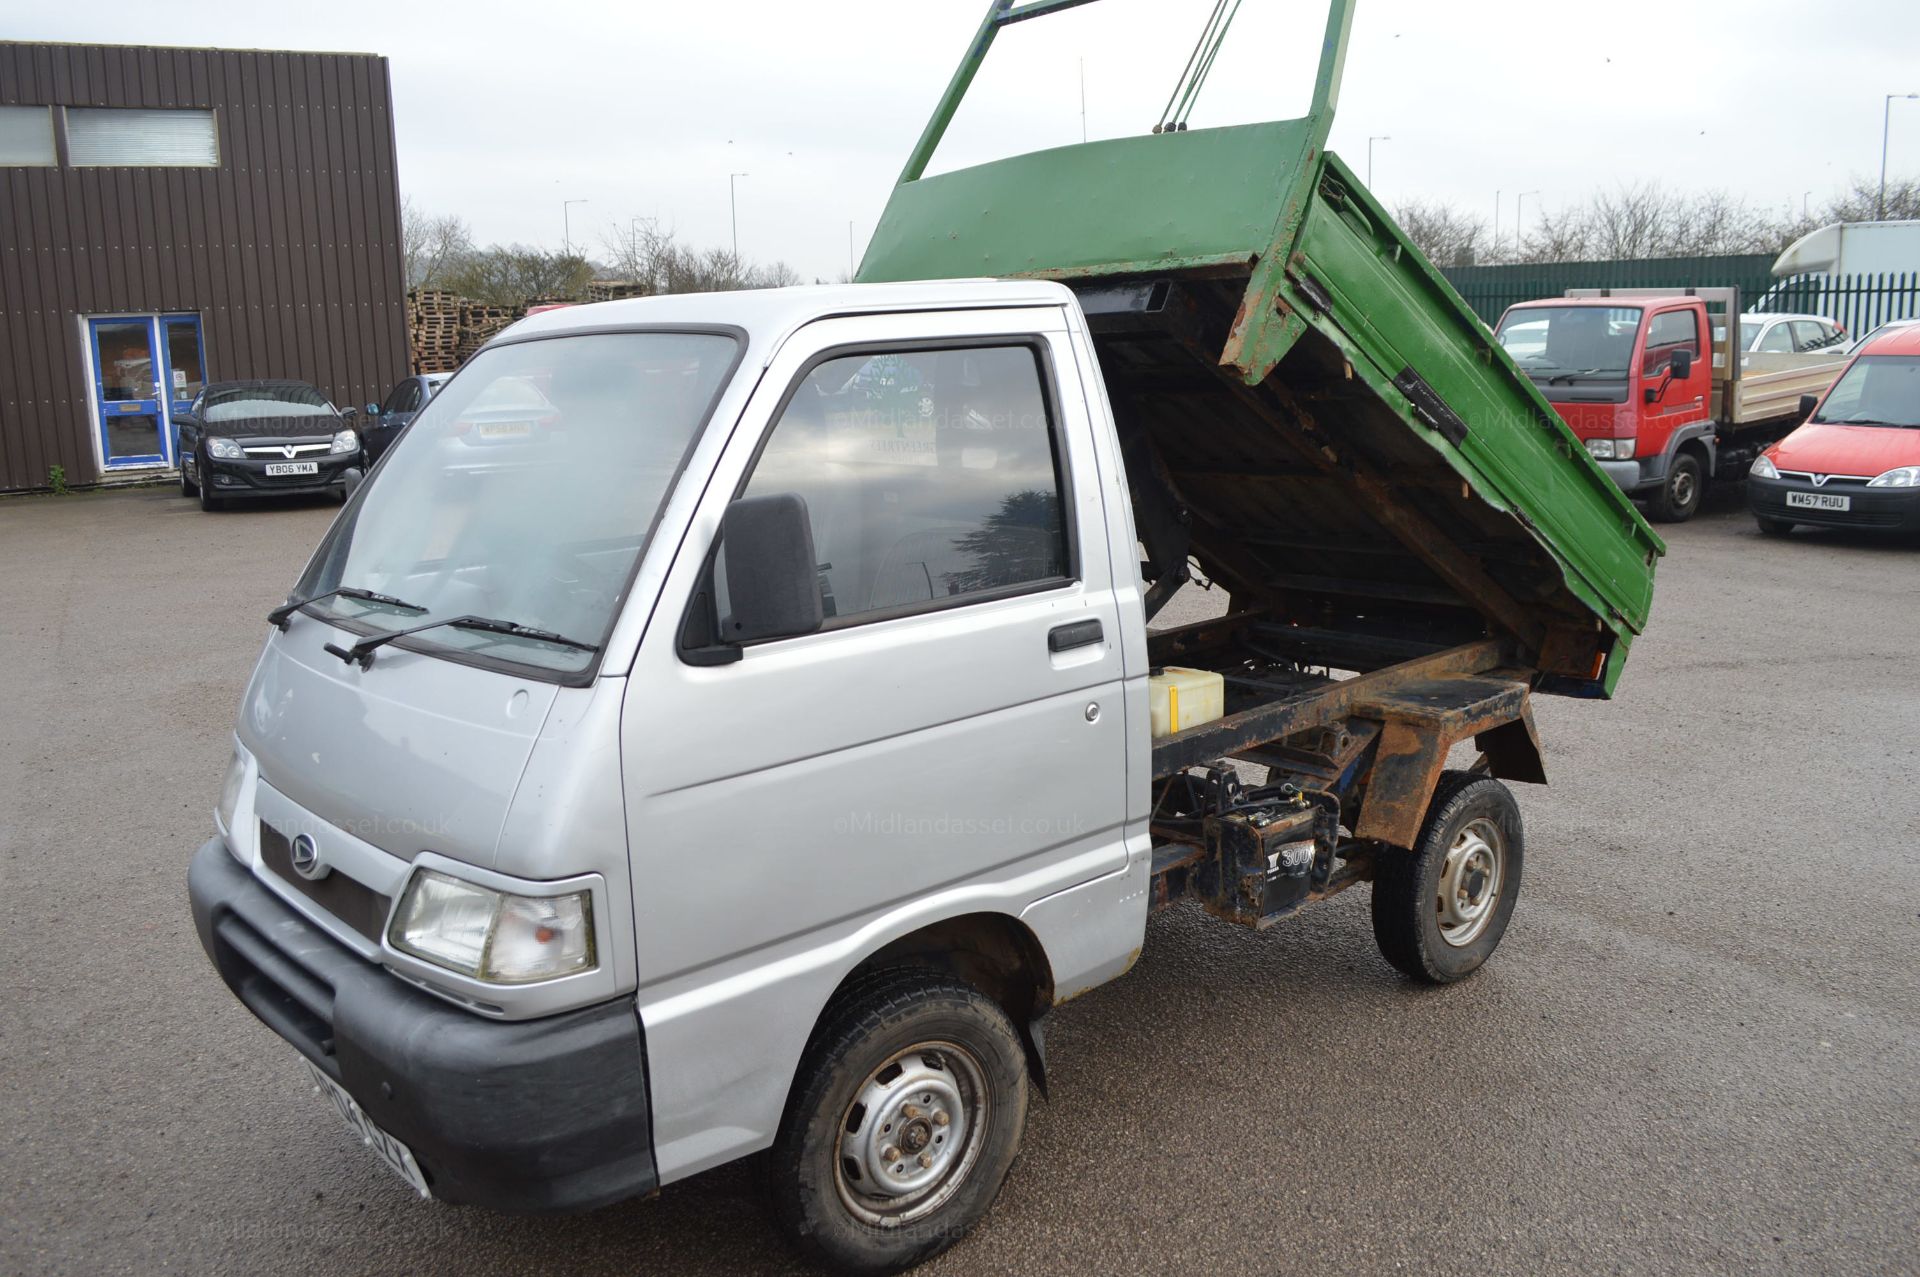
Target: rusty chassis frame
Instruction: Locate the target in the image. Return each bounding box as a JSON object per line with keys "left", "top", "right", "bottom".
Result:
{"left": 1143, "top": 617, "right": 1543, "bottom": 930}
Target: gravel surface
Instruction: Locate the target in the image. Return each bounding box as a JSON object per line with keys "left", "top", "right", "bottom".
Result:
{"left": 1, "top": 484, "right": 1914, "bottom": 1276}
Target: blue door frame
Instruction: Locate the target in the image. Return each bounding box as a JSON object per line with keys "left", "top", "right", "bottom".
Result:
{"left": 85, "top": 313, "right": 206, "bottom": 471}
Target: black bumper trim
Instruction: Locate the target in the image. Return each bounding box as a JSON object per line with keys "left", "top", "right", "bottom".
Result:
{"left": 189, "top": 838, "right": 657, "bottom": 1212}
{"left": 1747, "top": 475, "right": 1920, "bottom": 531}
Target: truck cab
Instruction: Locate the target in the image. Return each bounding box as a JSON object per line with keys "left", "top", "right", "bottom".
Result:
{"left": 1495, "top": 288, "right": 1850, "bottom": 521}
{"left": 1494, "top": 295, "right": 1714, "bottom": 520}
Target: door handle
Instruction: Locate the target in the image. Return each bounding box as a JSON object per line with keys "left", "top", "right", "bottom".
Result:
{"left": 1048, "top": 618, "right": 1103, "bottom": 653}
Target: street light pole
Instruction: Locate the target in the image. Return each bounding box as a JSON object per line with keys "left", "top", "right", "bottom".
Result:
{"left": 1881, "top": 93, "right": 1919, "bottom": 220}
{"left": 729, "top": 173, "right": 749, "bottom": 260}
{"left": 562, "top": 199, "right": 589, "bottom": 255}
{"left": 1515, "top": 190, "right": 1541, "bottom": 256}
{"left": 1367, "top": 135, "right": 1390, "bottom": 187}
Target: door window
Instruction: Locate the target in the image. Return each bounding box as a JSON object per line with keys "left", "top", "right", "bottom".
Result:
{"left": 160, "top": 316, "right": 206, "bottom": 422}
{"left": 1790, "top": 320, "right": 1838, "bottom": 353}
{"left": 1756, "top": 324, "right": 1794, "bottom": 353}
{"left": 1642, "top": 310, "right": 1699, "bottom": 375}
{"left": 90, "top": 318, "right": 167, "bottom": 465}
{"left": 731, "top": 344, "right": 1070, "bottom": 628}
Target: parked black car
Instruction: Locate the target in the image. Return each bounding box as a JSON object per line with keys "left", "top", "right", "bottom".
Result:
{"left": 360, "top": 372, "right": 451, "bottom": 464}
{"left": 175, "top": 380, "right": 362, "bottom": 511}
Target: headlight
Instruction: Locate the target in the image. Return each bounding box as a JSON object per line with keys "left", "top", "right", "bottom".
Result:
{"left": 1750, "top": 455, "right": 1779, "bottom": 480}
{"left": 329, "top": 428, "right": 359, "bottom": 455}
{"left": 207, "top": 437, "right": 244, "bottom": 460}
{"left": 1584, "top": 439, "right": 1615, "bottom": 460}
{"left": 1867, "top": 465, "right": 1920, "bottom": 488}
{"left": 215, "top": 747, "right": 246, "bottom": 836}
{"left": 1612, "top": 438, "right": 1635, "bottom": 460}
{"left": 389, "top": 869, "right": 595, "bottom": 984}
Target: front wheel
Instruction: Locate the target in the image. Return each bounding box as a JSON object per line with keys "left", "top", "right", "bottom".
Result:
{"left": 179, "top": 451, "right": 199, "bottom": 497}
{"left": 1646, "top": 451, "right": 1704, "bottom": 523}
{"left": 1372, "top": 771, "right": 1524, "bottom": 984}
{"left": 768, "top": 969, "right": 1029, "bottom": 1274}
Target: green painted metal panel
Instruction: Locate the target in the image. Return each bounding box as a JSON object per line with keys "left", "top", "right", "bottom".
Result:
{"left": 860, "top": 120, "right": 1313, "bottom": 283}
{"left": 1289, "top": 154, "right": 1663, "bottom": 657}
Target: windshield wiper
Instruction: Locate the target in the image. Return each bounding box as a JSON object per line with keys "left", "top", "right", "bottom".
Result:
{"left": 1546, "top": 368, "right": 1615, "bottom": 385}
{"left": 269, "top": 586, "right": 426, "bottom": 631}
{"left": 323, "top": 614, "right": 598, "bottom": 669}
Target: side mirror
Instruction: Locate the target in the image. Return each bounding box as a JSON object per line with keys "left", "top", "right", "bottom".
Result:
{"left": 719, "top": 493, "right": 824, "bottom": 645}
{"left": 1799, "top": 393, "right": 1819, "bottom": 420}
{"left": 1669, "top": 349, "right": 1693, "bottom": 380}
{"left": 366, "top": 402, "right": 381, "bottom": 416}
{"left": 339, "top": 406, "right": 360, "bottom": 421}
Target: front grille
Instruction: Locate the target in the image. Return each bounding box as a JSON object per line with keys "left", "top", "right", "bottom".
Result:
{"left": 243, "top": 442, "right": 330, "bottom": 456}
{"left": 214, "top": 911, "right": 338, "bottom": 1063}
{"left": 1776, "top": 470, "right": 1870, "bottom": 486}
{"left": 260, "top": 822, "right": 394, "bottom": 944}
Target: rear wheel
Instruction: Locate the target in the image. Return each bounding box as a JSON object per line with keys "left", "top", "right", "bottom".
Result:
{"left": 768, "top": 969, "right": 1029, "bottom": 1274}
{"left": 1372, "top": 771, "right": 1524, "bottom": 984}
{"left": 1646, "top": 451, "right": 1704, "bottom": 523}
{"left": 1756, "top": 516, "right": 1794, "bottom": 537}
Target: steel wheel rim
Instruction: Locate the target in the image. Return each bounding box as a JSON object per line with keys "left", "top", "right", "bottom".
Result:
{"left": 833, "top": 1040, "right": 990, "bottom": 1227}
{"left": 1436, "top": 817, "right": 1504, "bottom": 947}
{"left": 1672, "top": 468, "right": 1697, "bottom": 507}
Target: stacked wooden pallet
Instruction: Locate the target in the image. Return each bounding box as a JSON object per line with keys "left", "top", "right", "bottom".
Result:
{"left": 587, "top": 279, "right": 648, "bottom": 303}
{"left": 455, "top": 302, "right": 518, "bottom": 363}
{"left": 406, "top": 290, "right": 460, "bottom": 375}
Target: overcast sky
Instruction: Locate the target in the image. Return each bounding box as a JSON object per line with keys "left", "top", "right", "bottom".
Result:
{"left": 12, "top": 0, "right": 1920, "bottom": 279}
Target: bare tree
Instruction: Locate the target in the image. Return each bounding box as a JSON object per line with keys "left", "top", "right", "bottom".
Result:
{"left": 442, "top": 246, "right": 592, "bottom": 306}
{"left": 1394, "top": 200, "right": 1491, "bottom": 266}
{"left": 1820, "top": 174, "right": 1920, "bottom": 224}
{"left": 600, "top": 219, "right": 803, "bottom": 294}
{"left": 401, "top": 196, "right": 473, "bottom": 291}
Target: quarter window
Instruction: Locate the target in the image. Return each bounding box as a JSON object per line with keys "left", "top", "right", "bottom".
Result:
{"left": 731, "top": 345, "right": 1070, "bottom": 628}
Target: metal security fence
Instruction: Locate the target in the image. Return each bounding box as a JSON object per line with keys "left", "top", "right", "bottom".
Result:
{"left": 1440, "top": 255, "right": 1776, "bottom": 326}
{"left": 1756, "top": 272, "right": 1920, "bottom": 337}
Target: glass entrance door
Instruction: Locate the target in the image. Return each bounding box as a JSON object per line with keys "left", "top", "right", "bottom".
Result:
{"left": 160, "top": 315, "right": 207, "bottom": 425}
{"left": 88, "top": 317, "right": 169, "bottom": 468}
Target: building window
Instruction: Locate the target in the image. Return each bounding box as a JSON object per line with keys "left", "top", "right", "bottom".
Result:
{"left": 67, "top": 108, "right": 218, "bottom": 167}
{"left": 0, "top": 106, "right": 56, "bottom": 166}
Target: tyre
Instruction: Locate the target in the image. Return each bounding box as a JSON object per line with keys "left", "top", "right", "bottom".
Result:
{"left": 1755, "top": 516, "right": 1793, "bottom": 537}
{"left": 1645, "top": 451, "right": 1703, "bottom": 523}
{"left": 198, "top": 466, "right": 225, "bottom": 512}
{"left": 179, "top": 452, "right": 199, "bottom": 497}
{"left": 768, "top": 968, "right": 1029, "bottom": 1274}
{"left": 1372, "top": 771, "right": 1524, "bottom": 984}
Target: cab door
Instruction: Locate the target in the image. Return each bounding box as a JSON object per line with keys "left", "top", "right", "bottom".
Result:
{"left": 622, "top": 306, "right": 1131, "bottom": 1180}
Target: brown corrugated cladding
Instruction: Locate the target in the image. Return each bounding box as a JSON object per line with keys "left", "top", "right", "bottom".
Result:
{"left": 0, "top": 41, "right": 407, "bottom": 492}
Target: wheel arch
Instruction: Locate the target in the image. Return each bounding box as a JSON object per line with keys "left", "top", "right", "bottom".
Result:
{"left": 822, "top": 911, "right": 1056, "bottom": 1095}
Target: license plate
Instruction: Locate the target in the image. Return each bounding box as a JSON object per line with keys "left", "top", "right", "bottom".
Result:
{"left": 1786, "top": 491, "right": 1850, "bottom": 511}
{"left": 477, "top": 421, "right": 531, "bottom": 438}
{"left": 265, "top": 461, "right": 319, "bottom": 476}
{"left": 302, "top": 1059, "right": 431, "bottom": 1198}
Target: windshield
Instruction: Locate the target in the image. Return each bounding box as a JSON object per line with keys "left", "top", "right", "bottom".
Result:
{"left": 1810, "top": 355, "right": 1920, "bottom": 428}
{"left": 294, "top": 331, "right": 740, "bottom": 677}
{"left": 205, "top": 383, "right": 336, "bottom": 422}
{"left": 1495, "top": 306, "right": 1641, "bottom": 375}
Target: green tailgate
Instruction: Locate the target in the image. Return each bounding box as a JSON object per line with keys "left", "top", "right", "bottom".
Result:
{"left": 858, "top": 0, "right": 1661, "bottom": 693}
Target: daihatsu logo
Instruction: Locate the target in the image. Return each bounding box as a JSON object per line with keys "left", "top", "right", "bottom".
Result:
{"left": 289, "top": 833, "right": 329, "bottom": 881}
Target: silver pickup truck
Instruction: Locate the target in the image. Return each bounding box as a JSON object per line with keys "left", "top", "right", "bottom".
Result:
{"left": 189, "top": 272, "right": 1654, "bottom": 1271}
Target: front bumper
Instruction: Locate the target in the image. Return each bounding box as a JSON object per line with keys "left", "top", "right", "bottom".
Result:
{"left": 1747, "top": 474, "right": 1920, "bottom": 531}
{"left": 188, "top": 838, "right": 657, "bottom": 1212}
{"left": 202, "top": 451, "right": 358, "bottom": 498}
{"left": 1596, "top": 458, "right": 1650, "bottom": 493}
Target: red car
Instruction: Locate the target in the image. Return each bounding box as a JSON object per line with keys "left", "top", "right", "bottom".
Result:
{"left": 1747, "top": 324, "right": 1920, "bottom": 535}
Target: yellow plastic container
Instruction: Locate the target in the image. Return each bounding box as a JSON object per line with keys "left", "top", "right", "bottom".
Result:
{"left": 1149, "top": 667, "right": 1225, "bottom": 740}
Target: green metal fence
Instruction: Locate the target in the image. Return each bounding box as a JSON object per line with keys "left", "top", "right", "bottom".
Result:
{"left": 1756, "top": 272, "right": 1920, "bottom": 337}
{"left": 1440, "top": 254, "right": 1776, "bottom": 325}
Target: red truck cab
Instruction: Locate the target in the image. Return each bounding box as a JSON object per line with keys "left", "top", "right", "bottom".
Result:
{"left": 1494, "top": 296, "right": 1713, "bottom": 521}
